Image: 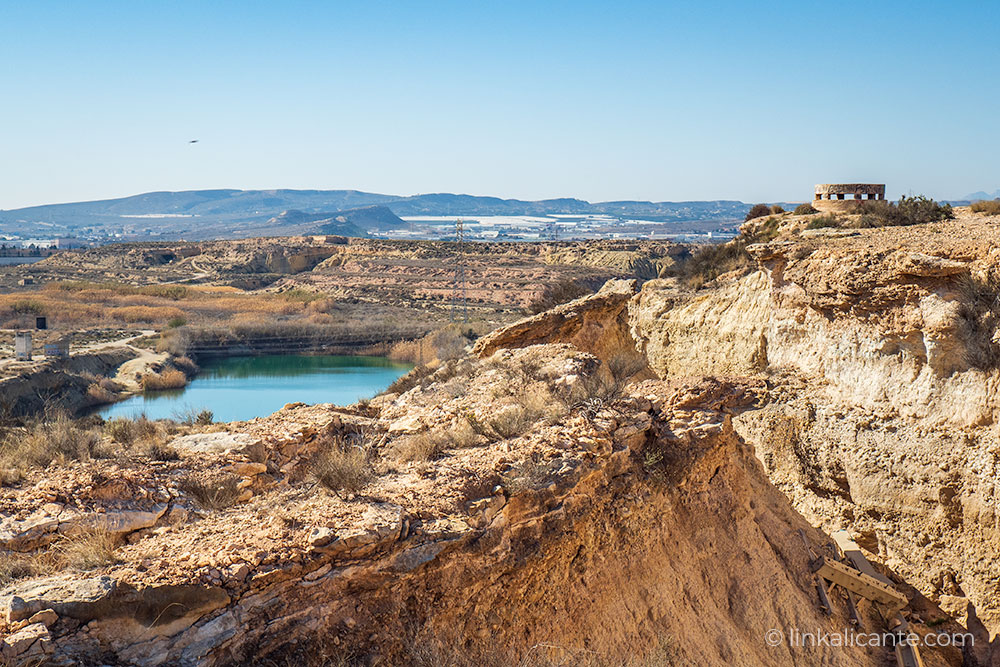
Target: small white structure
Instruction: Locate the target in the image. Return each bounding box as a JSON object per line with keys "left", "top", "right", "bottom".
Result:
{"left": 14, "top": 331, "right": 32, "bottom": 360}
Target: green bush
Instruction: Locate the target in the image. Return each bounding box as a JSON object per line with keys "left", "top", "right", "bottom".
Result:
{"left": 744, "top": 204, "right": 772, "bottom": 221}
{"left": 856, "top": 195, "right": 953, "bottom": 228}
{"left": 166, "top": 316, "right": 187, "bottom": 328}
{"left": 793, "top": 203, "right": 819, "bottom": 215}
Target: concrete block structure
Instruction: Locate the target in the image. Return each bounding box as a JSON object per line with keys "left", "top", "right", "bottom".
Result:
{"left": 814, "top": 183, "right": 885, "bottom": 212}
{"left": 14, "top": 331, "right": 32, "bottom": 360}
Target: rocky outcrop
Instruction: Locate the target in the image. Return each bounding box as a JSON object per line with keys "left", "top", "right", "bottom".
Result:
{"left": 0, "top": 341, "right": 965, "bottom": 666}
{"left": 0, "top": 348, "right": 138, "bottom": 418}
{"left": 473, "top": 279, "right": 647, "bottom": 368}
{"left": 628, "top": 214, "right": 1000, "bottom": 644}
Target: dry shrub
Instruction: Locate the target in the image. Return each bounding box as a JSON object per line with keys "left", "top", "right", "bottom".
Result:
{"left": 487, "top": 404, "right": 533, "bottom": 440}
{"left": 793, "top": 203, "right": 819, "bottom": 215}
{"left": 392, "top": 417, "right": 478, "bottom": 462}
{"left": 971, "top": 199, "right": 1000, "bottom": 216}
{"left": 109, "top": 305, "right": 188, "bottom": 324}
{"left": 501, "top": 458, "right": 559, "bottom": 494}
{"left": 104, "top": 415, "right": 160, "bottom": 445}
{"left": 744, "top": 203, "right": 772, "bottom": 221}
{"left": 484, "top": 386, "right": 566, "bottom": 441}
{"left": 805, "top": 213, "right": 839, "bottom": 229}
{"left": 389, "top": 325, "right": 476, "bottom": 365}
{"left": 53, "top": 525, "right": 121, "bottom": 571}
{"left": 313, "top": 444, "right": 374, "bottom": 494}
{"left": 175, "top": 407, "right": 214, "bottom": 426}
{"left": 769, "top": 204, "right": 785, "bottom": 214}
{"left": 86, "top": 382, "right": 118, "bottom": 404}
{"left": 103, "top": 416, "right": 176, "bottom": 459}
{"left": 141, "top": 369, "right": 188, "bottom": 391}
{"left": 0, "top": 550, "right": 45, "bottom": 587}
{"left": 855, "top": 195, "right": 953, "bottom": 227}
{"left": 958, "top": 272, "right": 1000, "bottom": 369}
{"left": 678, "top": 241, "right": 751, "bottom": 289}
{"left": 393, "top": 432, "right": 447, "bottom": 462}
{"left": 528, "top": 280, "right": 594, "bottom": 314}
{"left": 180, "top": 473, "right": 244, "bottom": 510}
{"left": 0, "top": 416, "right": 103, "bottom": 471}
{"left": 173, "top": 355, "right": 199, "bottom": 374}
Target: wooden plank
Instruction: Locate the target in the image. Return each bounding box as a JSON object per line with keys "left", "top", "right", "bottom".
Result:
{"left": 811, "top": 557, "right": 907, "bottom": 610}
{"left": 832, "top": 529, "right": 894, "bottom": 586}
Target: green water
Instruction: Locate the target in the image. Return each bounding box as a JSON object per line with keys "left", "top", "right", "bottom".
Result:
{"left": 96, "top": 355, "right": 412, "bottom": 422}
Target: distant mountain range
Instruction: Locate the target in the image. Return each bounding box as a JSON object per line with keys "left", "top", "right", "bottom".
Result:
{"left": 962, "top": 189, "right": 1000, "bottom": 202}
{"left": 0, "top": 188, "right": 752, "bottom": 241}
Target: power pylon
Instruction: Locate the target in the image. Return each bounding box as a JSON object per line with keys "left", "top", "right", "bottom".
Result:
{"left": 451, "top": 218, "right": 468, "bottom": 323}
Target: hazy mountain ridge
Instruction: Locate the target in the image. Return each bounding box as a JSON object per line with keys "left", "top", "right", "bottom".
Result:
{"left": 0, "top": 188, "right": 750, "bottom": 226}
{"left": 962, "top": 189, "right": 1000, "bottom": 201}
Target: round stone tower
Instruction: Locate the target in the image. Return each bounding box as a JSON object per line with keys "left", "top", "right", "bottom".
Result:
{"left": 813, "top": 183, "right": 885, "bottom": 212}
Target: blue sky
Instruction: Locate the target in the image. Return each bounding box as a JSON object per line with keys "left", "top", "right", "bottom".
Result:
{"left": 1, "top": 0, "right": 997, "bottom": 209}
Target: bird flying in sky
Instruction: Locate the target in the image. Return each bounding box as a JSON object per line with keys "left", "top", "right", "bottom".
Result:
{"left": 188, "top": 139, "right": 199, "bottom": 144}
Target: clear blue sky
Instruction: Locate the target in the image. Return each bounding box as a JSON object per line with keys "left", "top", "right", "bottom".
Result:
{"left": 1, "top": 0, "right": 997, "bottom": 209}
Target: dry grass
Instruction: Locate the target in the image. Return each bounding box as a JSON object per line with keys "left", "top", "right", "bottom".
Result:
{"left": 804, "top": 213, "right": 839, "bottom": 229}
{"left": 392, "top": 419, "right": 480, "bottom": 462}
{"left": 313, "top": 445, "right": 374, "bottom": 494}
{"left": 0, "top": 279, "right": 380, "bottom": 329}
{"left": 141, "top": 368, "right": 188, "bottom": 391}
{"left": 104, "top": 415, "right": 160, "bottom": 445}
{"left": 180, "top": 473, "right": 244, "bottom": 510}
{"left": 0, "top": 526, "right": 121, "bottom": 588}
{"left": 0, "top": 550, "right": 45, "bottom": 587}
{"left": 971, "top": 199, "right": 1000, "bottom": 216}
{"left": 0, "top": 415, "right": 104, "bottom": 473}
{"left": 52, "top": 525, "right": 121, "bottom": 571}
{"left": 86, "top": 381, "right": 118, "bottom": 404}
{"left": 389, "top": 325, "right": 479, "bottom": 365}
{"left": 957, "top": 272, "right": 1000, "bottom": 369}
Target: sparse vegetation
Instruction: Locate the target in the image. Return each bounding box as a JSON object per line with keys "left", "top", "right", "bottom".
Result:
{"left": 175, "top": 407, "right": 214, "bottom": 426}
{"left": 793, "top": 203, "right": 818, "bottom": 215}
{"left": 52, "top": 525, "right": 121, "bottom": 571}
{"left": 957, "top": 273, "right": 1000, "bottom": 369}
{"left": 678, "top": 240, "right": 752, "bottom": 289}
{"left": 103, "top": 415, "right": 178, "bottom": 459}
{"left": 855, "top": 195, "right": 953, "bottom": 228}
{"left": 502, "top": 457, "right": 558, "bottom": 494}
{"left": 0, "top": 550, "right": 45, "bottom": 587}
{"left": 313, "top": 434, "right": 377, "bottom": 495}
{"left": 528, "top": 279, "right": 594, "bottom": 314}
{"left": 971, "top": 199, "right": 1000, "bottom": 216}
{"left": 390, "top": 325, "right": 479, "bottom": 365}
{"left": 805, "top": 213, "right": 839, "bottom": 229}
{"left": 744, "top": 204, "right": 772, "bottom": 221}
{"left": 141, "top": 368, "right": 188, "bottom": 391}
{"left": 393, "top": 419, "right": 479, "bottom": 462}
{"left": 180, "top": 473, "right": 244, "bottom": 510}
{"left": 86, "top": 381, "right": 118, "bottom": 404}
{"left": 769, "top": 204, "right": 785, "bottom": 214}
{"left": 0, "top": 415, "right": 104, "bottom": 473}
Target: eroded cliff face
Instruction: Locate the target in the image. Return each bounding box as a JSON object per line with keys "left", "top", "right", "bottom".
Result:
{"left": 629, "top": 215, "right": 1000, "bottom": 644}
{"left": 1, "top": 346, "right": 957, "bottom": 666}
